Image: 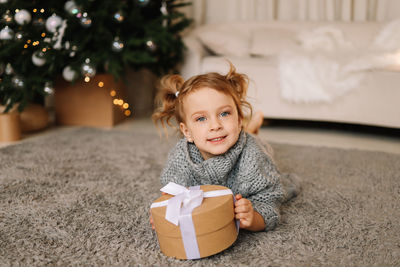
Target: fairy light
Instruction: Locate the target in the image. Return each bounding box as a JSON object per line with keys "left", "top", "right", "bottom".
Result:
{"left": 40, "top": 8, "right": 45, "bottom": 13}
{"left": 33, "top": 8, "right": 37, "bottom": 13}
{"left": 15, "top": 9, "right": 20, "bottom": 13}
{"left": 27, "top": 40, "right": 31, "bottom": 43}
{"left": 41, "top": 33, "right": 46, "bottom": 37}
{"left": 24, "top": 44, "right": 28, "bottom": 48}
{"left": 113, "top": 99, "right": 119, "bottom": 105}
{"left": 122, "top": 103, "right": 129, "bottom": 109}
{"left": 42, "top": 48, "right": 47, "bottom": 52}
{"left": 84, "top": 77, "right": 90, "bottom": 82}
{"left": 110, "top": 90, "right": 116, "bottom": 97}
{"left": 98, "top": 81, "right": 104, "bottom": 87}
{"left": 124, "top": 110, "right": 131, "bottom": 116}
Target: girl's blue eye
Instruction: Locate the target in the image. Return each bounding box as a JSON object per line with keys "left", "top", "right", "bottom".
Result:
{"left": 220, "top": 111, "right": 230, "bottom": 117}
{"left": 196, "top": 116, "right": 206, "bottom": 122}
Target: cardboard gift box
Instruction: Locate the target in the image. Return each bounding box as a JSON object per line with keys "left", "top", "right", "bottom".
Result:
{"left": 54, "top": 74, "right": 127, "bottom": 127}
{"left": 151, "top": 183, "right": 238, "bottom": 259}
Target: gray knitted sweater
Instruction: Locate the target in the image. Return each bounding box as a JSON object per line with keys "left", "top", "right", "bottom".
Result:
{"left": 160, "top": 131, "right": 299, "bottom": 231}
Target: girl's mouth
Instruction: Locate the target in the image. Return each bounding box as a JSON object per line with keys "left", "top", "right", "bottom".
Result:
{"left": 208, "top": 136, "right": 227, "bottom": 143}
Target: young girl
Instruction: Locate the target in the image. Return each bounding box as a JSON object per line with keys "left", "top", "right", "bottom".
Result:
{"left": 152, "top": 63, "right": 300, "bottom": 232}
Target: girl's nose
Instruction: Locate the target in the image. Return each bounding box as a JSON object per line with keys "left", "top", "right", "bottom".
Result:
{"left": 210, "top": 117, "right": 222, "bottom": 131}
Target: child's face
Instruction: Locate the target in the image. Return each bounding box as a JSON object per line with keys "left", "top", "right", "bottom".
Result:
{"left": 180, "top": 87, "right": 242, "bottom": 160}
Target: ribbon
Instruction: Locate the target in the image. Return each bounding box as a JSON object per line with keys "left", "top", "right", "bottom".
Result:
{"left": 150, "top": 182, "right": 237, "bottom": 259}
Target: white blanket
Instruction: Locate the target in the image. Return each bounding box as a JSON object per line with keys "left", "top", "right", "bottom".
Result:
{"left": 279, "top": 20, "right": 400, "bottom": 103}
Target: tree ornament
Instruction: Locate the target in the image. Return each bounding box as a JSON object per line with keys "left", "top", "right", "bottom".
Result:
{"left": 160, "top": 1, "right": 168, "bottom": 15}
{"left": 14, "top": 9, "right": 31, "bottom": 25}
{"left": 0, "top": 26, "right": 14, "bottom": 40}
{"left": 32, "top": 51, "right": 46, "bottom": 66}
{"left": 135, "top": 0, "right": 150, "bottom": 6}
{"left": 43, "top": 82, "right": 54, "bottom": 94}
{"left": 45, "top": 14, "right": 62, "bottom": 33}
{"left": 62, "top": 66, "right": 78, "bottom": 82}
{"left": 79, "top": 12, "right": 92, "bottom": 28}
{"left": 1, "top": 10, "right": 13, "bottom": 24}
{"left": 11, "top": 76, "right": 25, "bottom": 88}
{"left": 14, "top": 31, "right": 24, "bottom": 41}
{"left": 64, "top": 1, "right": 80, "bottom": 15}
{"left": 81, "top": 58, "right": 96, "bottom": 77}
{"left": 146, "top": 39, "right": 157, "bottom": 52}
{"left": 111, "top": 37, "right": 124, "bottom": 52}
{"left": 113, "top": 11, "right": 124, "bottom": 23}
{"left": 5, "top": 63, "right": 13, "bottom": 75}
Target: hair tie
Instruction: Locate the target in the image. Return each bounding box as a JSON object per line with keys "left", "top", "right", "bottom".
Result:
{"left": 175, "top": 91, "right": 179, "bottom": 98}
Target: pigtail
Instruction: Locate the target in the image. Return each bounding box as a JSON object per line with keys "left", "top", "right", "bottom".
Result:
{"left": 152, "top": 74, "right": 184, "bottom": 134}
{"left": 225, "top": 61, "right": 253, "bottom": 119}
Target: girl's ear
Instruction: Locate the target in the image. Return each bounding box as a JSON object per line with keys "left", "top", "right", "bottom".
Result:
{"left": 180, "top": 122, "right": 193, "bottom": 142}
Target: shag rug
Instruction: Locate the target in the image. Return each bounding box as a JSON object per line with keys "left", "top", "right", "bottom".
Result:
{"left": 0, "top": 127, "right": 399, "bottom": 266}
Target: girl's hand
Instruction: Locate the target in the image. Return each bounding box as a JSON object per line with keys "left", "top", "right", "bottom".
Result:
{"left": 234, "top": 194, "right": 266, "bottom": 231}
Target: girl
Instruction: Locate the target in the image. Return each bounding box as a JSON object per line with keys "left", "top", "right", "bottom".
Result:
{"left": 152, "top": 63, "right": 300, "bottom": 232}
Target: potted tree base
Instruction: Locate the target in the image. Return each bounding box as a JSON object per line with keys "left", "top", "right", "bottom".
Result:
{"left": 0, "top": 106, "right": 21, "bottom": 142}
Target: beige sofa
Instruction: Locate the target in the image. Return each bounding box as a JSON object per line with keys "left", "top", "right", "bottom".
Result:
{"left": 180, "top": 21, "right": 400, "bottom": 129}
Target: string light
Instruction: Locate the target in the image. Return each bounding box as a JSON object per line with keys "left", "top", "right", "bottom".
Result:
{"left": 41, "top": 33, "right": 46, "bottom": 37}
{"left": 24, "top": 44, "right": 28, "bottom": 48}
{"left": 122, "top": 103, "right": 129, "bottom": 109}
{"left": 84, "top": 77, "right": 90, "bottom": 82}
{"left": 124, "top": 110, "right": 131, "bottom": 116}
{"left": 98, "top": 81, "right": 104, "bottom": 87}
{"left": 110, "top": 90, "right": 116, "bottom": 97}
{"left": 33, "top": 8, "right": 37, "bottom": 13}
{"left": 40, "top": 9, "right": 45, "bottom": 13}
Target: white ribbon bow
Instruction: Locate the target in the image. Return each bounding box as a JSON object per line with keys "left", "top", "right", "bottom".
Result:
{"left": 162, "top": 182, "right": 204, "bottom": 226}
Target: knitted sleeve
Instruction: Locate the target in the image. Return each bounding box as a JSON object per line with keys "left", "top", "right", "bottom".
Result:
{"left": 236, "top": 135, "right": 285, "bottom": 231}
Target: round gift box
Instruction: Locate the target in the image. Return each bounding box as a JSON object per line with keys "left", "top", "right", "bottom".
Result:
{"left": 151, "top": 185, "right": 238, "bottom": 259}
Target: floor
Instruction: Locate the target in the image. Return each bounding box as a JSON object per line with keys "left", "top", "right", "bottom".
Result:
{"left": 1, "top": 118, "right": 399, "bottom": 155}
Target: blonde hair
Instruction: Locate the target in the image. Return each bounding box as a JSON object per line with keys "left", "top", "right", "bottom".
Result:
{"left": 152, "top": 62, "right": 252, "bottom": 133}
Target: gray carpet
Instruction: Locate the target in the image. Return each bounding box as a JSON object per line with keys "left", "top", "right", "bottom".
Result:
{"left": 0, "top": 127, "right": 399, "bottom": 266}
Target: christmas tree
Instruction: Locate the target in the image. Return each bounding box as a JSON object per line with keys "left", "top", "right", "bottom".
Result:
{"left": 0, "top": 0, "right": 191, "bottom": 113}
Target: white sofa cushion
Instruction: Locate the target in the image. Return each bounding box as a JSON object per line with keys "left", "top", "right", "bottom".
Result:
{"left": 250, "top": 27, "right": 300, "bottom": 57}
{"left": 196, "top": 25, "right": 251, "bottom": 58}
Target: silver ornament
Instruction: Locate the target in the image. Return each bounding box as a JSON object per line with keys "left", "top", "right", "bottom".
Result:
{"left": 14, "top": 9, "right": 31, "bottom": 25}
{"left": 160, "top": 1, "right": 168, "bottom": 15}
{"left": 62, "top": 66, "right": 78, "bottom": 82}
{"left": 43, "top": 82, "right": 54, "bottom": 94}
{"left": 81, "top": 59, "right": 96, "bottom": 77}
{"left": 11, "top": 76, "right": 25, "bottom": 88}
{"left": 1, "top": 10, "right": 12, "bottom": 24}
{"left": 14, "top": 31, "right": 24, "bottom": 40}
{"left": 0, "top": 26, "right": 14, "bottom": 40}
{"left": 146, "top": 39, "right": 157, "bottom": 52}
{"left": 64, "top": 1, "right": 80, "bottom": 15}
{"left": 111, "top": 37, "right": 124, "bottom": 52}
{"left": 32, "top": 51, "right": 46, "bottom": 66}
{"left": 79, "top": 13, "right": 92, "bottom": 28}
{"left": 113, "top": 11, "right": 124, "bottom": 23}
{"left": 5, "top": 63, "right": 13, "bottom": 75}
{"left": 45, "top": 14, "right": 62, "bottom": 33}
